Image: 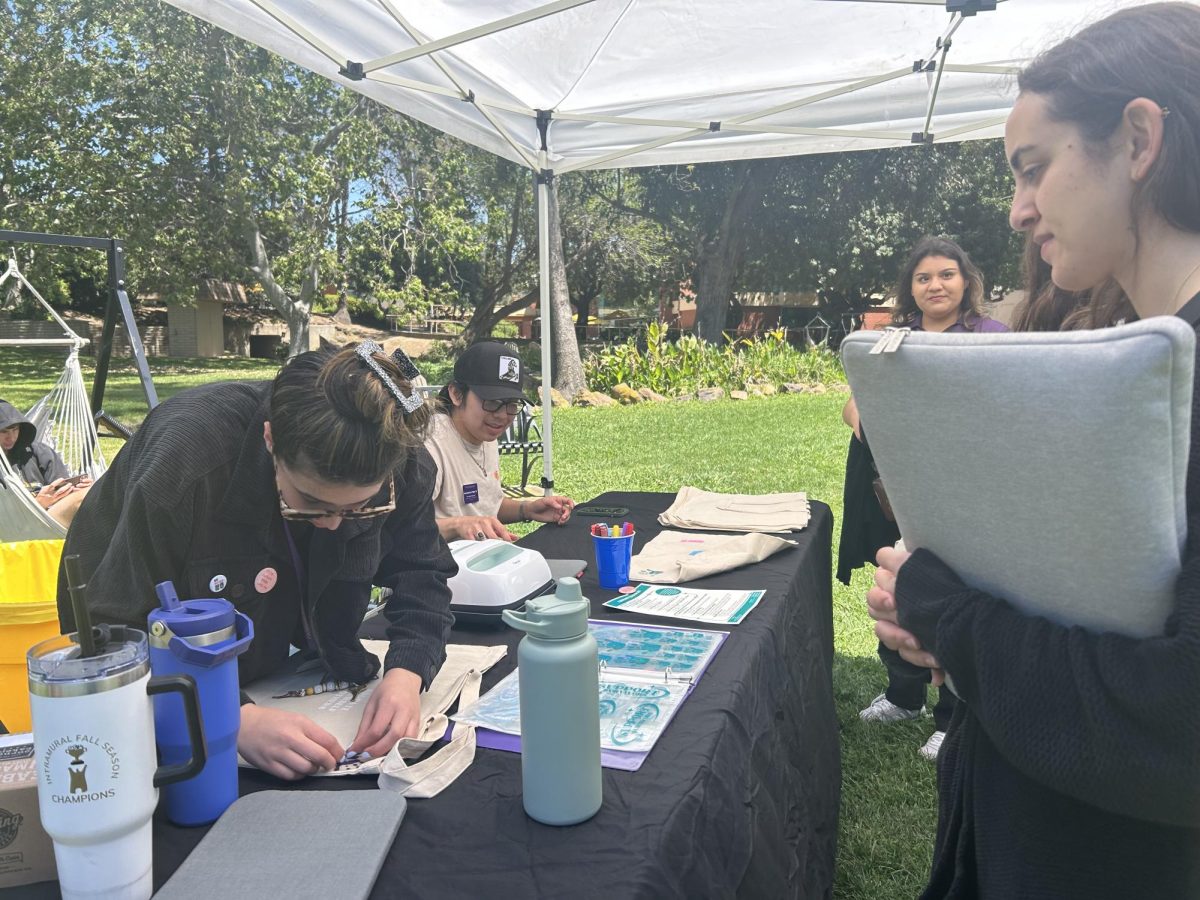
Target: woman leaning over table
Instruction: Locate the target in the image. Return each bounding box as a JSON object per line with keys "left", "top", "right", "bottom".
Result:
{"left": 843, "top": 237, "right": 1006, "bottom": 761}
{"left": 423, "top": 340, "right": 574, "bottom": 542}
{"left": 869, "top": 4, "right": 1200, "bottom": 896}
{"left": 57, "top": 342, "right": 455, "bottom": 781}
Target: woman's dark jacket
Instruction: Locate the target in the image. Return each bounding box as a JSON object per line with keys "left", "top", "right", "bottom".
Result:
{"left": 836, "top": 431, "right": 900, "bottom": 585}
{"left": 56, "top": 381, "right": 456, "bottom": 690}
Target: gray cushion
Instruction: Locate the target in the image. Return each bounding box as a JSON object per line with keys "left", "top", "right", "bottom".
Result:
{"left": 154, "top": 790, "right": 406, "bottom": 899}
{"left": 841, "top": 317, "right": 1193, "bottom": 637}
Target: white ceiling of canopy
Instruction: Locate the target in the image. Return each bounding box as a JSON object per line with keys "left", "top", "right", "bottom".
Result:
{"left": 161, "top": 0, "right": 1157, "bottom": 171}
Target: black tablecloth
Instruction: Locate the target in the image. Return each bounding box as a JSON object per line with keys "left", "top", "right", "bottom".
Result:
{"left": 16, "top": 492, "right": 838, "bottom": 900}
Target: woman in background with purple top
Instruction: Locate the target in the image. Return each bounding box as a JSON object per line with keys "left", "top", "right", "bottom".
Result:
{"left": 842, "top": 236, "right": 1006, "bottom": 761}
{"left": 888, "top": 236, "right": 1009, "bottom": 335}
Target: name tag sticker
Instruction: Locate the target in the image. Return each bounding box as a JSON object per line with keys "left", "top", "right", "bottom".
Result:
{"left": 463, "top": 483, "right": 480, "bottom": 505}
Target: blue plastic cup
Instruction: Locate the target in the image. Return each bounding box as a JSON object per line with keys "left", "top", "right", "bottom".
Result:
{"left": 592, "top": 533, "right": 634, "bottom": 590}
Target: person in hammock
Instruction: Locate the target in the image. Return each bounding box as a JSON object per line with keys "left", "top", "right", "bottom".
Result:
{"left": 0, "top": 398, "right": 91, "bottom": 526}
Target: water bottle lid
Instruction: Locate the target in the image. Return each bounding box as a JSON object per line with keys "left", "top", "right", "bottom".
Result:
{"left": 27, "top": 626, "right": 150, "bottom": 696}
{"left": 149, "top": 581, "right": 236, "bottom": 638}
{"left": 503, "top": 577, "right": 589, "bottom": 639}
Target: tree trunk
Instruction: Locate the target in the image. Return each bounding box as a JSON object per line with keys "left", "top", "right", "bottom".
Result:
{"left": 694, "top": 159, "right": 784, "bottom": 344}
{"left": 459, "top": 296, "right": 503, "bottom": 347}
{"left": 572, "top": 291, "right": 597, "bottom": 344}
{"left": 545, "top": 179, "right": 586, "bottom": 399}
{"left": 332, "top": 178, "right": 352, "bottom": 325}
{"left": 243, "top": 218, "right": 313, "bottom": 358}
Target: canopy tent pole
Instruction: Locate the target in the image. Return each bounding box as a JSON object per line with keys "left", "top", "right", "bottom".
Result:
{"left": 535, "top": 127, "right": 555, "bottom": 497}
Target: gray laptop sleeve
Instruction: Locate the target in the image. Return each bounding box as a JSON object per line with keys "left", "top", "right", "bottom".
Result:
{"left": 154, "top": 790, "right": 406, "bottom": 899}
{"left": 841, "top": 317, "right": 1194, "bottom": 637}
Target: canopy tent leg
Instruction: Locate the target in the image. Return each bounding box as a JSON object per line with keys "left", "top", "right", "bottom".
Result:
{"left": 536, "top": 166, "right": 555, "bottom": 497}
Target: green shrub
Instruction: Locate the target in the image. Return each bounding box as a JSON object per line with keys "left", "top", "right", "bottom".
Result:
{"left": 583, "top": 323, "right": 845, "bottom": 395}
{"left": 492, "top": 320, "right": 519, "bottom": 339}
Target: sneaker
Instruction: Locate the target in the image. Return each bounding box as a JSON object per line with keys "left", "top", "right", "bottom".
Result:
{"left": 858, "top": 693, "right": 923, "bottom": 724}
{"left": 918, "top": 730, "right": 946, "bottom": 761}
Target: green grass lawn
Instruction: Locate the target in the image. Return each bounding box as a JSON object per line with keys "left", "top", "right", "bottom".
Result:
{"left": 0, "top": 348, "right": 940, "bottom": 898}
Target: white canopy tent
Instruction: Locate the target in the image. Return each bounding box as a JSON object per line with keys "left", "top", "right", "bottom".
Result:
{"left": 161, "top": 0, "right": 1152, "bottom": 492}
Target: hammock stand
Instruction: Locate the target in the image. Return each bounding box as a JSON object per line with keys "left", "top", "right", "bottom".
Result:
{"left": 0, "top": 230, "right": 159, "bottom": 540}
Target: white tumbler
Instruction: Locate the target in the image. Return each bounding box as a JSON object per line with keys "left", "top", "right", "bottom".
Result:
{"left": 28, "top": 626, "right": 205, "bottom": 900}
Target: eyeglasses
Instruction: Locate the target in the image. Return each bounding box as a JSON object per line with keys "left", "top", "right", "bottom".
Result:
{"left": 277, "top": 474, "right": 397, "bottom": 522}
{"left": 479, "top": 398, "right": 524, "bottom": 415}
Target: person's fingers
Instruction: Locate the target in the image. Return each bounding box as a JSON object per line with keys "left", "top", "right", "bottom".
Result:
{"left": 365, "top": 704, "right": 392, "bottom": 746}
{"left": 272, "top": 748, "right": 319, "bottom": 781}
{"left": 299, "top": 721, "right": 342, "bottom": 768}
{"left": 365, "top": 711, "right": 421, "bottom": 758}
{"left": 364, "top": 728, "right": 403, "bottom": 759}
{"left": 899, "top": 646, "right": 941, "bottom": 670}
{"left": 876, "top": 545, "right": 907, "bottom": 572}
{"left": 873, "top": 564, "right": 897, "bottom": 594}
{"left": 930, "top": 668, "right": 946, "bottom": 687}
{"left": 874, "top": 619, "right": 919, "bottom": 653}
{"left": 473, "top": 517, "right": 499, "bottom": 538}
{"left": 348, "top": 695, "right": 389, "bottom": 753}
{"left": 868, "top": 585, "right": 897, "bottom": 619}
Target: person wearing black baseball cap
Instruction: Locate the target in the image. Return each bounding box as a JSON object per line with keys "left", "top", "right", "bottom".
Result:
{"left": 424, "top": 341, "right": 574, "bottom": 541}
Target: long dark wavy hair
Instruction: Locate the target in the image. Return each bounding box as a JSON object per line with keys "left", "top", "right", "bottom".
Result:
{"left": 1010, "top": 234, "right": 1135, "bottom": 333}
{"left": 891, "top": 236, "right": 987, "bottom": 327}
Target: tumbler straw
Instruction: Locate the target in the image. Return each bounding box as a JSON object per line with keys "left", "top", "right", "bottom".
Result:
{"left": 64, "top": 554, "right": 97, "bottom": 658}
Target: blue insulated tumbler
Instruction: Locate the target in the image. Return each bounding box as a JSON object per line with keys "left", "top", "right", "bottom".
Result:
{"left": 148, "top": 581, "right": 253, "bottom": 825}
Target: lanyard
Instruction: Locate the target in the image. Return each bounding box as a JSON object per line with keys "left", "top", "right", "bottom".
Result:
{"left": 282, "top": 519, "right": 316, "bottom": 650}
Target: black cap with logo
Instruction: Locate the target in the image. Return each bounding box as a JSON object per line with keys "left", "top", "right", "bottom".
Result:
{"left": 453, "top": 341, "right": 527, "bottom": 401}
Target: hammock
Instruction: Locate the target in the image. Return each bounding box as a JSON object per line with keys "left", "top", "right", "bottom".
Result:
{"left": 0, "top": 257, "right": 108, "bottom": 541}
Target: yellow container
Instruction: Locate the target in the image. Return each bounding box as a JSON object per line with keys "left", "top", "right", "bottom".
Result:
{"left": 0, "top": 540, "right": 64, "bottom": 733}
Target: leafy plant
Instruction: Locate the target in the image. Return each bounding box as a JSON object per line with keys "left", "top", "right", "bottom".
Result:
{"left": 584, "top": 323, "right": 844, "bottom": 395}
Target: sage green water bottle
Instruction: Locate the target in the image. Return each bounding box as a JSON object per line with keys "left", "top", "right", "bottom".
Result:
{"left": 502, "top": 578, "right": 602, "bottom": 825}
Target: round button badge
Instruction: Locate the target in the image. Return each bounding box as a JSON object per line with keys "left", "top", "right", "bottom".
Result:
{"left": 254, "top": 567, "right": 278, "bottom": 594}
{"left": 209, "top": 574, "right": 227, "bottom": 593}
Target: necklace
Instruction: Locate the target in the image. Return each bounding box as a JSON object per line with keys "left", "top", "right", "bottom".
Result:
{"left": 459, "top": 434, "right": 489, "bottom": 477}
{"left": 445, "top": 413, "right": 490, "bottom": 477}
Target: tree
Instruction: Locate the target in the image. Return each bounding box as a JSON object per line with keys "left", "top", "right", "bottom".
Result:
{"left": 1, "top": 0, "right": 425, "bottom": 354}
{"left": 691, "top": 159, "right": 785, "bottom": 342}
{"left": 625, "top": 160, "right": 787, "bottom": 344}
{"left": 744, "top": 141, "right": 1022, "bottom": 321}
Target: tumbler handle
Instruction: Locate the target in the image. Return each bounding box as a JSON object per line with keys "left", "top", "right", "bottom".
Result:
{"left": 147, "top": 674, "right": 208, "bottom": 787}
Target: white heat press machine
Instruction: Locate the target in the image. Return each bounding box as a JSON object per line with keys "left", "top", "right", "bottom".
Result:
{"left": 447, "top": 539, "right": 555, "bottom": 625}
